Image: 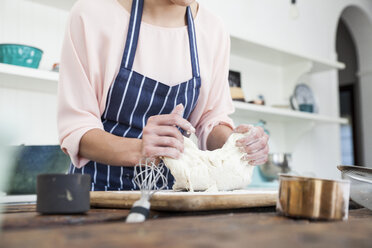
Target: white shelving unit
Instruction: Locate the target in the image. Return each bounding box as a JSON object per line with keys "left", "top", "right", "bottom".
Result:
{"left": 231, "top": 35, "right": 345, "bottom": 73}
{"left": 231, "top": 102, "right": 348, "bottom": 153}
{"left": 232, "top": 101, "right": 347, "bottom": 124}
{"left": 0, "top": 63, "right": 58, "bottom": 82}
{"left": 230, "top": 36, "right": 345, "bottom": 105}
{"left": 0, "top": 63, "right": 58, "bottom": 93}
{"left": 227, "top": 34, "right": 346, "bottom": 154}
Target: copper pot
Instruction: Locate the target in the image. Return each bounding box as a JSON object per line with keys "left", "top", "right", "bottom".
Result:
{"left": 277, "top": 174, "right": 350, "bottom": 220}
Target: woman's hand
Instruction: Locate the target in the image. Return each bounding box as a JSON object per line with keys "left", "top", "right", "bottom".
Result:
{"left": 141, "top": 104, "right": 195, "bottom": 159}
{"left": 234, "top": 124, "right": 269, "bottom": 166}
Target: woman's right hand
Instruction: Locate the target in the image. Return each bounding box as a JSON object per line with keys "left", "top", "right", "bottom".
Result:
{"left": 141, "top": 104, "right": 195, "bottom": 159}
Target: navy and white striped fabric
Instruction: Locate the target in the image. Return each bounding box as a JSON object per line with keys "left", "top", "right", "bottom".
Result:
{"left": 69, "top": 0, "right": 201, "bottom": 191}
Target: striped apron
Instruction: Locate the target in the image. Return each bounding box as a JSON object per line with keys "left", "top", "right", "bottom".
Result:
{"left": 69, "top": 0, "right": 201, "bottom": 191}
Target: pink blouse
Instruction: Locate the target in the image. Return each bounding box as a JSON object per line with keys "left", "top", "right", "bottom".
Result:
{"left": 57, "top": 0, "right": 235, "bottom": 168}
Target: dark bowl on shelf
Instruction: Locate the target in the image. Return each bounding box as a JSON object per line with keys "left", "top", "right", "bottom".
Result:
{"left": 6, "top": 145, "right": 70, "bottom": 195}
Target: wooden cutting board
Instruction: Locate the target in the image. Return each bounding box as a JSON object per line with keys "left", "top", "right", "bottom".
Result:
{"left": 90, "top": 188, "right": 278, "bottom": 211}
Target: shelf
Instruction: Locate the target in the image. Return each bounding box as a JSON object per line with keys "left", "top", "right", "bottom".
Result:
{"left": 0, "top": 63, "right": 58, "bottom": 93}
{"left": 0, "top": 63, "right": 347, "bottom": 125}
{"left": 232, "top": 101, "right": 348, "bottom": 124}
{"left": 231, "top": 35, "right": 345, "bottom": 73}
{"left": 0, "top": 63, "right": 58, "bottom": 82}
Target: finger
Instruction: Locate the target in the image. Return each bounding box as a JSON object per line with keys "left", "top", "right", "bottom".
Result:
{"left": 243, "top": 145, "right": 269, "bottom": 161}
{"left": 242, "top": 135, "right": 269, "bottom": 154}
{"left": 145, "top": 126, "right": 184, "bottom": 142}
{"left": 236, "top": 127, "right": 264, "bottom": 146}
{"left": 171, "top": 104, "right": 185, "bottom": 116}
{"left": 249, "top": 156, "right": 268, "bottom": 166}
{"left": 236, "top": 136, "right": 259, "bottom": 147}
{"left": 236, "top": 128, "right": 266, "bottom": 147}
{"left": 150, "top": 114, "right": 195, "bottom": 133}
{"left": 152, "top": 136, "right": 184, "bottom": 152}
{"left": 234, "top": 124, "right": 253, "bottom": 134}
{"left": 137, "top": 157, "right": 161, "bottom": 167}
{"left": 143, "top": 147, "right": 181, "bottom": 159}
{"left": 250, "top": 157, "right": 268, "bottom": 165}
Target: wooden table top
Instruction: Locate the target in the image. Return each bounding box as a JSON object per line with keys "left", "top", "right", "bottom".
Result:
{"left": 1, "top": 204, "right": 372, "bottom": 248}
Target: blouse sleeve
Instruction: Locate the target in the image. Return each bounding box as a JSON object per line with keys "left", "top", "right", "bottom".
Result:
{"left": 57, "top": 6, "right": 104, "bottom": 168}
{"left": 195, "top": 30, "right": 235, "bottom": 150}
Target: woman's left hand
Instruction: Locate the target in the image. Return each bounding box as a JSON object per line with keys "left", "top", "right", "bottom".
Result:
{"left": 234, "top": 124, "right": 269, "bottom": 166}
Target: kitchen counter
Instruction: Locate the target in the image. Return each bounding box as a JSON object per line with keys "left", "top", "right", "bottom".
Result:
{"left": 1, "top": 204, "right": 372, "bottom": 248}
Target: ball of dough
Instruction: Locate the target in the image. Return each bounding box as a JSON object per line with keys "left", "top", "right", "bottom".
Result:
{"left": 163, "top": 132, "right": 254, "bottom": 192}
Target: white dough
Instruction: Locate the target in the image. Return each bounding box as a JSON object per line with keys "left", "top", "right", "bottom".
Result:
{"left": 163, "top": 132, "right": 254, "bottom": 192}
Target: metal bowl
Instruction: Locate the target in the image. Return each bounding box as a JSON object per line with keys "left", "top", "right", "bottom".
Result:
{"left": 259, "top": 153, "right": 291, "bottom": 181}
{"left": 277, "top": 174, "right": 350, "bottom": 220}
{"left": 338, "top": 165, "right": 372, "bottom": 211}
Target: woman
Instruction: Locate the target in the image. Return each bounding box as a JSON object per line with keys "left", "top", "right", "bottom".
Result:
{"left": 58, "top": 0, "right": 269, "bottom": 191}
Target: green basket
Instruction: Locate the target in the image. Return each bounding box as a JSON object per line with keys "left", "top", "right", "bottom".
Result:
{"left": 0, "top": 44, "right": 43, "bottom": 69}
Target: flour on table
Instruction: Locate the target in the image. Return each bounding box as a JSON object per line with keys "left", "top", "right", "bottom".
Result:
{"left": 163, "top": 132, "right": 254, "bottom": 192}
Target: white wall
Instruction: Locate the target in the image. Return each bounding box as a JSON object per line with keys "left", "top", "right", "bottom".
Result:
{"left": 200, "top": 0, "right": 372, "bottom": 61}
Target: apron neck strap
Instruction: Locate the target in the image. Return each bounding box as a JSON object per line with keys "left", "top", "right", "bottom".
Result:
{"left": 186, "top": 6, "right": 200, "bottom": 78}
{"left": 122, "top": 0, "right": 144, "bottom": 70}
{"left": 121, "top": 0, "right": 201, "bottom": 78}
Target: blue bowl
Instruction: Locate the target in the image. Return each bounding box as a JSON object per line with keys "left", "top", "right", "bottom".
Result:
{"left": 0, "top": 44, "right": 43, "bottom": 69}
